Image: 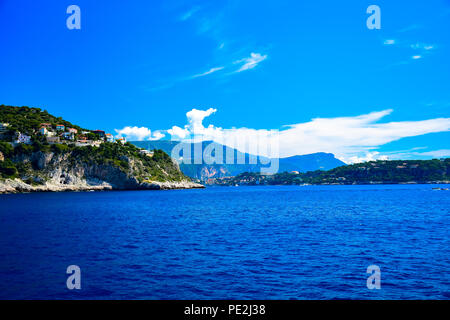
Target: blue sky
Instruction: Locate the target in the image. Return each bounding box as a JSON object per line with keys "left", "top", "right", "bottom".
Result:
{"left": 0, "top": 0, "right": 449, "bottom": 162}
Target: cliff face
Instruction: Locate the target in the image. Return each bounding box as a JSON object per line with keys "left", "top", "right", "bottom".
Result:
{"left": 0, "top": 150, "right": 203, "bottom": 194}
{"left": 0, "top": 105, "right": 203, "bottom": 193}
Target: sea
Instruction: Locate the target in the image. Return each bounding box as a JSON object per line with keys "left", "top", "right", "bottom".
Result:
{"left": 0, "top": 184, "right": 449, "bottom": 300}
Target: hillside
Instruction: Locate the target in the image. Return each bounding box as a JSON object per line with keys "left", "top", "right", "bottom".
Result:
{"left": 209, "top": 159, "right": 450, "bottom": 186}
{"left": 0, "top": 105, "right": 85, "bottom": 139}
{"left": 131, "top": 140, "right": 345, "bottom": 180}
{"left": 0, "top": 105, "right": 203, "bottom": 193}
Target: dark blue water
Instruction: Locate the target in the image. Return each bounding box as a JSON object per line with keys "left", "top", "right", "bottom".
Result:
{"left": 0, "top": 185, "right": 449, "bottom": 300}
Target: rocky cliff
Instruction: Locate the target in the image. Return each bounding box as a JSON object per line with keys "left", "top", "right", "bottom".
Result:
{"left": 0, "top": 145, "right": 204, "bottom": 194}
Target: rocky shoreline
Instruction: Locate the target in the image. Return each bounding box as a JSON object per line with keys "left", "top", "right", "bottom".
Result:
{"left": 0, "top": 178, "right": 204, "bottom": 194}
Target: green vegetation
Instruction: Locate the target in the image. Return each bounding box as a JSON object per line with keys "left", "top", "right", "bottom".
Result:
{"left": 212, "top": 159, "right": 450, "bottom": 186}
{"left": 308, "top": 159, "right": 450, "bottom": 184}
{"left": 0, "top": 139, "right": 187, "bottom": 182}
{"left": 0, "top": 158, "right": 17, "bottom": 178}
{"left": 0, "top": 104, "right": 85, "bottom": 137}
{"left": 69, "top": 142, "right": 186, "bottom": 181}
{"left": 0, "top": 141, "right": 14, "bottom": 158}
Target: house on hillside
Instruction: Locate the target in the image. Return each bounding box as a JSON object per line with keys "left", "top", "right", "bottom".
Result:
{"left": 68, "top": 128, "right": 78, "bottom": 134}
{"left": 116, "top": 137, "right": 126, "bottom": 145}
{"left": 40, "top": 123, "right": 52, "bottom": 129}
{"left": 0, "top": 123, "right": 9, "bottom": 132}
{"left": 39, "top": 127, "right": 48, "bottom": 136}
{"left": 56, "top": 124, "right": 65, "bottom": 131}
{"left": 92, "top": 130, "right": 105, "bottom": 138}
{"left": 40, "top": 127, "right": 55, "bottom": 137}
{"left": 62, "top": 132, "right": 75, "bottom": 141}
{"left": 139, "top": 149, "right": 154, "bottom": 157}
{"left": 46, "top": 136, "right": 60, "bottom": 144}
{"left": 14, "top": 132, "right": 31, "bottom": 144}
{"left": 105, "top": 133, "right": 114, "bottom": 142}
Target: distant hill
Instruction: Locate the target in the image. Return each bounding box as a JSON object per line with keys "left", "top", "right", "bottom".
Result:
{"left": 131, "top": 140, "right": 345, "bottom": 180}
{"left": 278, "top": 153, "right": 345, "bottom": 173}
{"left": 210, "top": 159, "right": 450, "bottom": 186}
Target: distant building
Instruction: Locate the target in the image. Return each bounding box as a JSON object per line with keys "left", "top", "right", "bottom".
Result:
{"left": 116, "top": 137, "right": 126, "bottom": 145}
{"left": 39, "top": 127, "right": 48, "bottom": 136}
{"left": 62, "top": 132, "right": 75, "bottom": 140}
{"left": 56, "top": 124, "right": 65, "bottom": 131}
{"left": 0, "top": 123, "right": 9, "bottom": 132}
{"left": 14, "top": 133, "right": 31, "bottom": 144}
{"left": 290, "top": 171, "right": 300, "bottom": 174}
{"left": 105, "top": 133, "right": 114, "bottom": 142}
{"left": 139, "top": 149, "right": 154, "bottom": 157}
{"left": 40, "top": 123, "right": 52, "bottom": 128}
{"left": 40, "top": 127, "right": 56, "bottom": 137}
{"left": 92, "top": 130, "right": 105, "bottom": 138}
{"left": 75, "top": 140, "right": 102, "bottom": 147}
{"left": 68, "top": 128, "right": 78, "bottom": 134}
{"left": 46, "top": 136, "right": 60, "bottom": 144}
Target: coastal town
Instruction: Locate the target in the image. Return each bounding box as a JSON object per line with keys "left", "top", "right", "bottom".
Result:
{"left": 1, "top": 122, "right": 120, "bottom": 146}
{"left": 0, "top": 121, "right": 154, "bottom": 157}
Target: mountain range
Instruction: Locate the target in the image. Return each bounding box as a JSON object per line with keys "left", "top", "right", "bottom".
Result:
{"left": 131, "top": 140, "right": 345, "bottom": 180}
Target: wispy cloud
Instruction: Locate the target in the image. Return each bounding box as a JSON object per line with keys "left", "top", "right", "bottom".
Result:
{"left": 144, "top": 51, "right": 269, "bottom": 91}
{"left": 192, "top": 66, "right": 224, "bottom": 78}
{"left": 410, "top": 43, "right": 435, "bottom": 50}
{"left": 378, "top": 148, "right": 450, "bottom": 160}
{"left": 382, "top": 38, "right": 436, "bottom": 66}
{"left": 383, "top": 39, "right": 396, "bottom": 45}
{"left": 179, "top": 6, "right": 201, "bottom": 21}
{"left": 397, "top": 24, "right": 422, "bottom": 33}
{"left": 234, "top": 53, "right": 268, "bottom": 72}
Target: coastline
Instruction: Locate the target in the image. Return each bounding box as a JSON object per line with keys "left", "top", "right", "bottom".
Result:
{"left": 0, "top": 178, "right": 204, "bottom": 194}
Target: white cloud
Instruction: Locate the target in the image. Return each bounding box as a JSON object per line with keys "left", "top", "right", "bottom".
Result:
{"left": 192, "top": 67, "right": 224, "bottom": 78}
{"left": 412, "top": 55, "right": 422, "bottom": 60}
{"left": 373, "top": 148, "right": 450, "bottom": 160}
{"left": 180, "top": 6, "right": 201, "bottom": 21}
{"left": 163, "top": 108, "right": 450, "bottom": 163}
{"left": 149, "top": 130, "right": 165, "bottom": 141}
{"left": 117, "top": 109, "right": 450, "bottom": 163}
{"left": 384, "top": 39, "right": 396, "bottom": 45}
{"left": 347, "top": 152, "right": 389, "bottom": 164}
{"left": 411, "top": 43, "right": 435, "bottom": 50}
{"left": 168, "top": 108, "right": 217, "bottom": 139}
{"left": 114, "top": 126, "right": 165, "bottom": 141}
{"left": 413, "top": 149, "right": 450, "bottom": 158}
{"left": 167, "top": 126, "right": 190, "bottom": 140}
{"left": 234, "top": 53, "right": 268, "bottom": 72}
